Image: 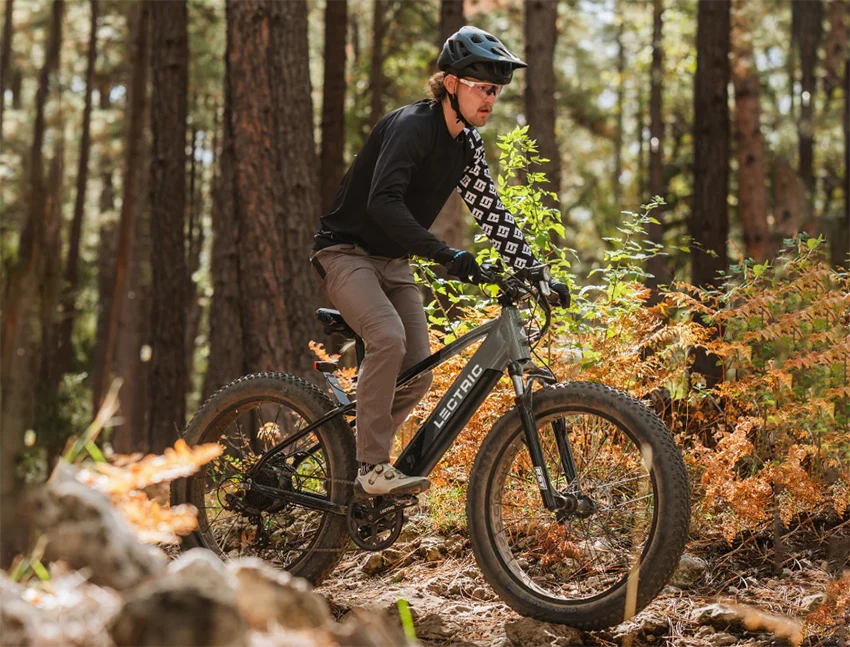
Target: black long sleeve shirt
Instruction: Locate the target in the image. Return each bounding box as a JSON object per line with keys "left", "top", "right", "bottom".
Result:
{"left": 314, "top": 99, "right": 537, "bottom": 270}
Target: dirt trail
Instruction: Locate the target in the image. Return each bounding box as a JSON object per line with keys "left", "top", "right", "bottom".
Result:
{"left": 319, "top": 512, "right": 848, "bottom": 646}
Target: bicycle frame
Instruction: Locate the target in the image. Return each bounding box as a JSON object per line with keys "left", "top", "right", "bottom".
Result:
{"left": 251, "top": 303, "right": 572, "bottom": 514}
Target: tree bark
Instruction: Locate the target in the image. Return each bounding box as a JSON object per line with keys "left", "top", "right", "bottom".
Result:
{"left": 0, "top": 0, "right": 14, "bottom": 147}
{"left": 203, "top": 42, "right": 242, "bottom": 399}
{"left": 690, "top": 0, "right": 730, "bottom": 386}
{"left": 732, "top": 0, "right": 770, "bottom": 263}
{"left": 148, "top": 0, "right": 189, "bottom": 453}
{"left": 823, "top": 0, "right": 849, "bottom": 107}
{"left": 228, "top": 0, "right": 294, "bottom": 373}
{"left": 320, "top": 0, "right": 347, "bottom": 214}
{"left": 0, "top": 0, "right": 64, "bottom": 568}
{"left": 92, "top": 2, "right": 149, "bottom": 411}
{"left": 273, "top": 0, "right": 323, "bottom": 379}
{"left": 439, "top": 0, "right": 465, "bottom": 45}
{"left": 841, "top": 57, "right": 849, "bottom": 266}
{"left": 792, "top": 0, "right": 823, "bottom": 221}
{"left": 369, "top": 0, "right": 388, "bottom": 127}
{"left": 37, "top": 141, "right": 65, "bottom": 459}
{"left": 646, "top": 0, "right": 668, "bottom": 293}
{"left": 56, "top": 0, "right": 98, "bottom": 385}
{"left": 524, "top": 0, "right": 562, "bottom": 218}
{"left": 613, "top": 13, "right": 625, "bottom": 206}
{"left": 185, "top": 125, "right": 204, "bottom": 389}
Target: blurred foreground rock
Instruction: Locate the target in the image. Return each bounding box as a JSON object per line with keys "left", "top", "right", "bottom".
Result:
{"left": 2, "top": 470, "right": 413, "bottom": 647}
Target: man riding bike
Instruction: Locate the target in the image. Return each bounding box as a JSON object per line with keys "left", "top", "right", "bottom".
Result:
{"left": 310, "top": 26, "right": 570, "bottom": 498}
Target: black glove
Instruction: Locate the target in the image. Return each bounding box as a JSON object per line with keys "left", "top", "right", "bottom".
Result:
{"left": 548, "top": 279, "right": 571, "bottom": 309}
{"left": 437, "top": 248, "right": 482, "bottom": 284}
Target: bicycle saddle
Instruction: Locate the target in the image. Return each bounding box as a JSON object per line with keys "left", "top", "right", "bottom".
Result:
{"left": 316, "top": 308, "right": 357, "bottom": 339}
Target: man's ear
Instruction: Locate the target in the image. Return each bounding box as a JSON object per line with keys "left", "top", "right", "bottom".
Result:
{"left": 444, "top": 74, "right": 458, "bottom": 95}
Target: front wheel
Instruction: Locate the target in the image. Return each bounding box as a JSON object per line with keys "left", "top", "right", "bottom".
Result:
{"left": 466, "top": 382, "right": 689, "bottom": 630}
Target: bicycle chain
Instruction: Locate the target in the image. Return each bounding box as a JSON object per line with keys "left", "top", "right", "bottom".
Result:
{"left": 234, "top": 473, "right": 415, "bottom": 554}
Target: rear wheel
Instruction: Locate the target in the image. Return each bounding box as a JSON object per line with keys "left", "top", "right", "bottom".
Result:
{"left": 466, "top": 382, "right": 689, "bottom": 629}
{"left": 170, "top": 372, "right": 356, "bottom": 585}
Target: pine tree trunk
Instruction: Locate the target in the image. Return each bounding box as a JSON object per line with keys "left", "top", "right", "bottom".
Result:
{"left": 92, "top": 2, "right": 149, "bottom": 411}
{"left": 369, "top": 0, "right": 388, "bottom": 127}
{"left": 273, "top": 0, "right": 323, "bottom": 379}
{"left": 439, "top": 0, "right": 465, "bottom": 45}
{"left": 0, "top": 0, "right": 14, "bottom": 147}
{"left": 91, "top": 217, "right": 117, "bottom": 430}
{"left": 824, "top": 0, "right": 849, "bottom": 108}
{"left": 228, "top": 0, "right": 294, "bottom": 373}
{"left": 613, "top": 13, "right": 625, "bottom": 206}
{"left": 431, "top": 0, "right": 467, "bottom": 252}
{"left": 185, "top": 125, "right": 203, "bottom": 389}
{"left": 524, "top": 0, "right": 562, "bottom": 219}
{"left": 203, "top": 45, "right": 242, "bottom": 398}
{"left": 732, "top": 0, "right": 770, "bottom": 263}
{"left": 840, "top": 57, "right": 849, "bottom": 266}
{"left": 0, "top": 0, "right": 63, "bottom": 567}
{"left": 56, "top": 0, "right": 98, "bottom": 385}
{"left": 646, "top": 0, "right": 667, "bottom": 293}
{"left": 320, "top": 0, "right": 347, "bottom": 214}
{"left": 690, "top": 0, "right": 730, "bottom": 386}
{"left": 38, "top": 141, "right": 65, "bottom": 459}
{"left": 148, "top": 0, "right": 189, "bottom": 453}
{"left": 792, "top": 0, "right": 823, "bottom": 224}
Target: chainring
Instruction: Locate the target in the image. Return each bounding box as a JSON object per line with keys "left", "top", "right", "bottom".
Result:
{"left": 346, "top": 496, "right": 417, "bottom": 551}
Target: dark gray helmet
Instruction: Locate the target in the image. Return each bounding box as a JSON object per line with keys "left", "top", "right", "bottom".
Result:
{"left": 438, "top": 26, "right": 527, "bottom": 85}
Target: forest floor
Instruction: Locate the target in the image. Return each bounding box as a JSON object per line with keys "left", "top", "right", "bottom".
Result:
{"left": 318, "top": 508, "right": 849, "bottom": 647}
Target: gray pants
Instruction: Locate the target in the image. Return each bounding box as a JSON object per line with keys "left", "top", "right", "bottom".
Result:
{"left": 312, "top": 244, "right": 433, "bottom": 464}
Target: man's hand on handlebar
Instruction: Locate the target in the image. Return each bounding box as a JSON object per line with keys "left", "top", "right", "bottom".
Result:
{"left": 438, "top": 248, "right": 483, "bottom": 284}
{"left": 547, "top": 280, "right": 571, "bottom": 309}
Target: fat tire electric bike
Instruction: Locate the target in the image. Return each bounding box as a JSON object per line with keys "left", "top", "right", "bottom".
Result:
{"left": 170, "top": 265, "right": 690, "bottom": 630}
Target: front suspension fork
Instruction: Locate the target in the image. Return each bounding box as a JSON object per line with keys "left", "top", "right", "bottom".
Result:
{"left": 509, "top": 363, "right": 580, "bottom": 512}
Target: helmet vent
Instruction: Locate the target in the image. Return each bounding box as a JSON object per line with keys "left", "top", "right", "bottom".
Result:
{"left": 471, "top": 34, "right": 483, "bottom": 43}
{"left": 486, "top": 35, "right": 498, "bottom": 42}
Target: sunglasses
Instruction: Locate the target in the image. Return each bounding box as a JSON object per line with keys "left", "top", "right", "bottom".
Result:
{"left": 457, "top": 77, "right": 504, "bottom": 98}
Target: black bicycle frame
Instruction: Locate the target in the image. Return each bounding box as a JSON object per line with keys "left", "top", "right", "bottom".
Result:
{"left": 251, "top": 304, "right": 573, "bottom": 512}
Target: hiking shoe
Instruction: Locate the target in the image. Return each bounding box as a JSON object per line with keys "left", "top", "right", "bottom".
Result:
{"left": 355, "top": 463, "right": 430, "bottom": 497}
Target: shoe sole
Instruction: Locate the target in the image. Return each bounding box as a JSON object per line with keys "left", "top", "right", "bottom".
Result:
{"left": 353, "top": 480, "right": 430, "bottom": 499}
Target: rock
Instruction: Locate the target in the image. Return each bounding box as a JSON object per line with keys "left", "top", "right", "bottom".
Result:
{"left": 417, "top": 538, "right": 445, "bottom": 562}
{"left": 166, "top": 549, "right": 236, "bottom": 603}
{"left": 670, "top": 553, "right": 708, "bottom": 588}
{"left": 691, "top": 603, "right": 741, "bottom": 630}
{"left": 25, "top": 476, "right": 166, "bottom": 591}
{"left": 0, "top": 587, "right": 44, "bottom": 647}
{"left": 694, "top": 625, "right": 716, "bottom": 638}
{"left": 801, "top": 592, "right": 827, "bottom": 612}
{"left": 612, "top": 610, "right": 668, "bottom": 641}
{"left": 109, "top": 580, "right": 248, "bottom": 647}
{"left": 471, "top": 586, "right": 494, "bottom": 601}
{"left": 708, "top": 633, "right": 738, "bottom": 647}
{"left": 329, "top": 608, "right": 410, "bottom": 646}
{"left": 416, "top": 613, "right": 462, "bottom": 641}
{"left": 229, "top": 558, "right": 331, "bottom": 630}
{"left": 360, "top": 554, "right": 385, "bottom": 577}
{"left": 504, "top": 618, "right": 585, "bottom": 647}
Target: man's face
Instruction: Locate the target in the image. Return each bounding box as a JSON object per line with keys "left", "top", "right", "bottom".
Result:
{"left": 448, "top": 75, "right": 501, "bottom": 127}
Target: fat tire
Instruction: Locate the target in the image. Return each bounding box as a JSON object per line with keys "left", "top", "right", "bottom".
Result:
{"left": 466, "top": 381, "right": 690, "bottom": 629}
{"left": 170, "top": 372, "right": 356, "bottom": 586}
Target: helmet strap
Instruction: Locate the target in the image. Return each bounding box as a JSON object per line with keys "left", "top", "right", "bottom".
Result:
{"left": 447, "top": 90, "right": 474, "bottom": 129}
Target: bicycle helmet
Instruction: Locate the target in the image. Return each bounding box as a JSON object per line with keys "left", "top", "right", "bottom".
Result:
{"left": 438, "top": 26, "right": 527, "bottom": 85}
{"left": 438, "top": 26, "right": 527, "bottom": 128}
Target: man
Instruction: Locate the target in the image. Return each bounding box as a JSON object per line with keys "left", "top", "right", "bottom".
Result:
{"left": 310, "top": 26, "right": 570, "bottom": 497}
